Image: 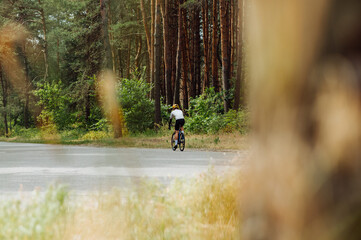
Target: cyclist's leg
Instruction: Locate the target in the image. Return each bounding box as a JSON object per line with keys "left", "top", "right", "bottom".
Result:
{"left": 180, "top": 119, "right": 185, "bottom": 135}
{"left": 174, "top": 130, "right": 179, "bottom": 142}
{"left": 174, "top": 120, "right": 180, "bottom": 145}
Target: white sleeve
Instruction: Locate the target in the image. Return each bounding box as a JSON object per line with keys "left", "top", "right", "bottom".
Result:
{"left": 170, "top": 111, "right": 174, "bottom": 119}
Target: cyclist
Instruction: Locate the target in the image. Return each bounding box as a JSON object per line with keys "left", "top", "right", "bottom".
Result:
{"left": 168, "top": 104, "right": 185, "bottom": 150}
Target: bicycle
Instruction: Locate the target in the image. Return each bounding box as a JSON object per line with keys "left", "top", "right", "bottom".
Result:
{"left": 171, "top": 130, "right": 185, "bottom": 151}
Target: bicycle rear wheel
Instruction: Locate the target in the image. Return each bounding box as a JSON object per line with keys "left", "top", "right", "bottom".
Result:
{"left": 179, "top": 133, "right": 185, "bottom": 151}
{"left": 171, "top": 132, "right": 176, "bottom": 151}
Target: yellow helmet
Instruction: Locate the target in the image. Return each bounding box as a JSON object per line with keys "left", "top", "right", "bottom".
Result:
{"left": 172, "top": 104, "right": 179, "bottom": 110}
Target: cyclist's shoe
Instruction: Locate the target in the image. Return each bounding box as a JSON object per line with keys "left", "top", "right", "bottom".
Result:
{"left": 172, "top": 145, "right": 178, "bottom": 151}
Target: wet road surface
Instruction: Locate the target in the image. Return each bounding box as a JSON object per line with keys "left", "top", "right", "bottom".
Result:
{"left": 0, "top": 142, "right": 243, "bottom": 193}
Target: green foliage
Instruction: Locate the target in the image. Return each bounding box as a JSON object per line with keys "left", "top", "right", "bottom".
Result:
{"left": 223, "top": 109, "right": 249, "bottom": 134}
{"left": 37, "top": 110, "right": 58, "bottom": 136}
{"left": 188, "top": 88, "right": 225, "bottom": 117}
{"left": 117, "top": 77, "right": 155, "bottom": 133}
{"left": 33, "top": 81, "right": 69, "bottom": 130}
{"left": 89, "top": 118, "right": 109, "bottom": 131}
{"left": 185, "top": 88, "right": 249, "bottom": 134}
{"left": 186, "top": 88, "right": 224, "bottom": 133}
{"left": 9, "top": 127, "right": 40, "bottom": 139}
{"left": 81, "top": 130, "right": 111, "bottom": 141}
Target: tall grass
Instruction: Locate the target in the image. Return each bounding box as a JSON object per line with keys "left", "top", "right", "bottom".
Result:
{"left": 0, "top": 170, "right": 241, "bottom": 240}
{"left": 0, "top": 186, "right": 68, "bottom": 239}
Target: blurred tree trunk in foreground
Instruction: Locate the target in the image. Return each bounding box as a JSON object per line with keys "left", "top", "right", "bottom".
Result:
{"left": 243, "top": 0, "right": 361, "bottom": 239}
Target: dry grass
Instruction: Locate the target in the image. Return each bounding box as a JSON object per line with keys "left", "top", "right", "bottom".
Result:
{"left": 63, "top": 171, "right": 241, "bottom": 239}
{"left": 0, "top": 170, "right": 241, "bottom": 240}
{"left": 1, "top": 130, "right": 248, "bottom": 151}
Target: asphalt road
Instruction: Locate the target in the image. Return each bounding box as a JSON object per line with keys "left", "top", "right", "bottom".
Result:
{"left": 0, "top": 142, "right": 243, "bottom": 193}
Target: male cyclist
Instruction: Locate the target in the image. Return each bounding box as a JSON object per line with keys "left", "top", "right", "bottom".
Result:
{"left": 168, "top": 104, "right": 185, "bottom": 150}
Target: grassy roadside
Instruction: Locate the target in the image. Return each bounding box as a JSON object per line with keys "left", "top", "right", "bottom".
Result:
{"left": 0, "top": 127, "right": 248, "bottom": 151}
{"left": 0, "top": 169, "right": 241, "bottom": 240}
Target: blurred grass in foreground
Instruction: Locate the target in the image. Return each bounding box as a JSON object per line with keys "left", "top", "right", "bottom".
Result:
{"left": 0, "top": 169, "right": 240, "bottom": 240}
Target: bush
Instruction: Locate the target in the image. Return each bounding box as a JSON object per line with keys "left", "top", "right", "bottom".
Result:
{"left": 81, "top": 131, "right": 111, "bottom": 140}
{"left": 117, "top": 77, "right": 154, "bottom": 133}
{"left": 185, "top": 88, "right": 224, "bottom": 133}
{"left": 185, "top": 88, "right": 249, "bottom": 134}
{"left": 9, "top": 127, "right": 40, "bottom": 139}
{"left": 223, "top": 109, "right": 249, "bottom": 134}
{"left": 34, "top": 81, "right": 70, "bottom": 130}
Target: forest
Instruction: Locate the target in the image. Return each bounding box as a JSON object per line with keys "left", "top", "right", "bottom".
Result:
{"left": 0, "top": 0, "right": 246, "bottom": 138}
{"left": 0, "top": 0, "right": 360, "bottom": 239}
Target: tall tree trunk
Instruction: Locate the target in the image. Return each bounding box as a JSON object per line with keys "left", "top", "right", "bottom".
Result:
{"left": 170, "top": 0, "right": 178, "bottom": 104}
{"left": 100, "top": 0, "right": 113, "bottom": 70}
{"left": 174, "top": 0, "right": 182, "bottom": 105}
{"left": 189, "top": 8, "right": 196, "bottom": 99}
{"left": 38, "top": 0, "right": 48, "bottom": 81}
{"left": 202, "top": 0, "right": 210, "bottom": 91}
{"left": 0, "top": 65, "right": 8, "bottom": 136}
{"left": 212, "top": 0, "right": 219, "bottom": 92}
{"left": 161, "top": 0, "right": 173, "bottom": 105}
{"left": 230, "top": 0, "right": 235, "bottom": 78}
{"left": 140, "top": 0, "right": 151, "bottom": 83}
{"left": 150, "top": 0, "right": 156, "bottom": 98}
{"left": 233, "top": 0, "right": 244, "bottom": 110}
{"left": 118, "top": 49, "right": 123, "bottom": 78}
{"left": 193, "top": 7, "right": 201, "bottom": 96}
{"left": 85, "top": 88, "right": 91, "bottom": 125}
{"left": 180, "top": 1, "right": 189, "bottom": 109}
{"left": 135, "top": 35, "right": 143, "bottom": 69}
{"left": 154, "top": 1, "right": 162, "bottom": 125}
{"left": 57, "top": 38, "right": 60, "bottom": 74}
{"left": 126, "top": 39, "right": 131, "bottom": 78}
{"left": 219, "top": 0, "right": 231, "bottom": 111}
{"left": 19, "top": 45, "right": 31, "bottom": 128}
{"left": 108, "top": 1, "right": 117, "bottom": 72}
{"left": 140, "top": 0, "right": 151, "bottom": 54}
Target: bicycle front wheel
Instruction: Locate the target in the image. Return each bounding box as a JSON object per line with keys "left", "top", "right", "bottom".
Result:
{"left": 179, "top": 133, "right": 185, "bottom": 151}
{"left": 171, "top": 132, "right": 176, "bottom": 151}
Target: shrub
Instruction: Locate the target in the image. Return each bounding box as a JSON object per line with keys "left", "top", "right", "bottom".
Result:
{"left": 222, "top": 109, "right": 249, "bottom": 134}
{"left": 185, "top": 88, "right": 249, "bottom": 134}
{"left": 117, "top": 77, "right": 154, "bottom": 133}
{"left": 81, "top": 131, "right": 111, "bottom": 140}
{"left": 34, "top": 81, "right": 70, "bottom": 130}
{"left": 37, "top": 110, "right": 57, "bottom": 135}
{"left": 9, "top": 126, "right": 40, "bottom": 139}
{"left": 185, "top": 88, "right": 225, "bottom": 133}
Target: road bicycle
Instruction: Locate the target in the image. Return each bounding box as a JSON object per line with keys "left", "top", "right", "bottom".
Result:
{"left": 171, "top": 130, "right": 185, "bottom": 151}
